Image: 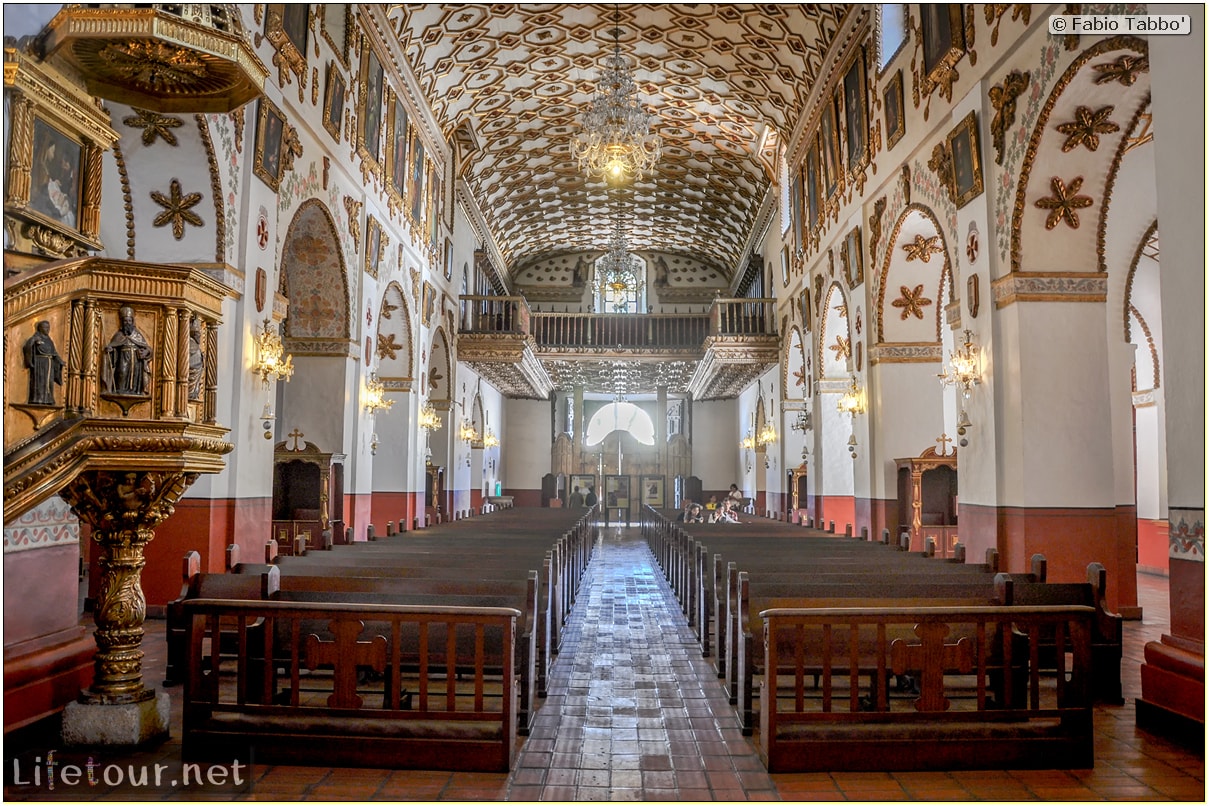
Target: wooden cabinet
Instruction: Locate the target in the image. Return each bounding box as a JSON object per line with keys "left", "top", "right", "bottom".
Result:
{"left": 272, "top": 438, "right": 336, "bottom": 554}
{"left": 895, "top": 446, "right": 958, "bottom": 557}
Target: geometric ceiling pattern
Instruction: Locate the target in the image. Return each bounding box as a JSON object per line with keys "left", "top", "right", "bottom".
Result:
{"left": 385, "top": 4, "right": 849, "bottom": 280}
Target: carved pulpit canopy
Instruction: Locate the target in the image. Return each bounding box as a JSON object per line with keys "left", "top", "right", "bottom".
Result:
{"left": 39, "top": 4, "right": 267, "bottom": 113}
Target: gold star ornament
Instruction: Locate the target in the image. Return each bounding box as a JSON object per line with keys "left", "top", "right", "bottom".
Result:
{"left": 150, "top": 178, "right": 204, "bottom": 240}
{"left": 1056, "top": 106, "right": 1119, "bottom": 152}
{"left": 1034, "top": 176, "right": 1094, "bottom": 230}
{"left": 892, "top": 284, "right": 934, "bottom": 320}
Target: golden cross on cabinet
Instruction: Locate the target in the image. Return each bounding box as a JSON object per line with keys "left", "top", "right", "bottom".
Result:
{"left": 287, "top": 427, "right": 305, "bottom": 452}
{"left": 936, "top": 433, "right": 953, "bottom": 455}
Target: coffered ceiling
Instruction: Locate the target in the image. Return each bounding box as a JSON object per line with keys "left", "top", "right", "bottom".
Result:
{"left": 384, "top": 4, "right": 850, "bottom": 281}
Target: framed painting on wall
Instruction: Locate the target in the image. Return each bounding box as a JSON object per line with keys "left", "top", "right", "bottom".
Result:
{"left": 322, "top": 62, "right": 345, "bottom": 142}
{"left": 358, "top": 41, "right": 385, "bottom": 168}
{"left": 947, "top": 110, "right": 984, "bottom": 209}
{"left": 841, "top": 48, "right": 868, "bottom": 170}
{"left": 842, "top": 226, "right": 864, "bottom": 289}
{"left": 29, "top": 118, "right": 82, "bottom": 230}
{"left": 921, "top": 4, "right": 966, "bottom": 82}
{"left": 253, "top": 96, "right": 286, "bottom": 191}
{"left": 364, "top": 215, "right": 382, "bottom": 278}
{"left": 884, "top": 69, "right": 905, "bottom": 149}
{"left": 641, "top": 475, "right": 665, "bottom": 509}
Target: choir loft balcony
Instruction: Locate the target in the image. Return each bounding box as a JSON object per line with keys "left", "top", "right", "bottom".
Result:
{"left": 456, "top": 296, "right": 779, "bottom": 400}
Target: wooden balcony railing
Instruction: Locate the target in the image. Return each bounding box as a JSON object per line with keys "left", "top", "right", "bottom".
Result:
{"left": 530, "top": 313, "right": 709, "bottom": 351}
{"left": 460, "top": 296, "right": 777, "bottom": 352}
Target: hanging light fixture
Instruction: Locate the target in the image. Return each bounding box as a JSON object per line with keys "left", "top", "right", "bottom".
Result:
{"left": 483, "top": 428, "right": 500, "bottom": 449}
{"left": 364, "top": 372, "right": 393, "bottom": 414}
{"left": 836, "top": 375, "right": 866, "bottom": 416}
{"left": 251, "top": 318, "right": 293, "bottom": 389}
{"left": 572, "top": 4, "right": 661, "bottom": 184}
{"left": 597, "top": 210, "right": 644, "bottom": 312}
{"left": 418, "top": 399, "right": 442, "bottom": 432}
{"left": 937, "top": 329, "right": 982, "bottom": 400}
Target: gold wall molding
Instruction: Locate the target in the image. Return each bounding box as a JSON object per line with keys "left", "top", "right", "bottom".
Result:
{"left": 1097, "top": 94, "right": 1152, "bottom": 274}
{"left": 195, "top": 113, "right": 226, "bottom": 263}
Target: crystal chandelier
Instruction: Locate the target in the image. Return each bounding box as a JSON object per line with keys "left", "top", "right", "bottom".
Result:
{"left": 836, "top": 375, "right": 866, "bottom": 415}
{"left": 418, "top": 400, "right": 442, "bottom": 432}
{"left": 937, "top": 329, "right": 982, "bottom": 400}
{"left": 597, "top": 217, "right": 643, "bottom": 312}
{"left": 572, "top": 6, "right": 661, "bottom": 184}
{"left": 364, "top": 372, "right": 393, "bottom": 414}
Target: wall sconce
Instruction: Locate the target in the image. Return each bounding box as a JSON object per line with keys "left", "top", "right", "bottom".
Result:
{"left": 938, "top": 329, "right": 982, "bottom": 400}
{"left": 483, "top": 428, "right": 499, "bottom": 448}
{"left": 252, "top": 318, "right": 293, "bottom": 389}
{"left": 459, "top": 418, "right": 480, "bottom": 443}
{"left": 364, "top": 372, "right": 393, "bottom": 415}
{"left": 260, "top": 401, "right": 275, "bottom": 441}
{"left": 836, "top": 376, "right": 866, "bottom": 416}
{"left": 419, "top": 400, "right": 442, "bottom": 432}
{"left": 847, "top": 433, "right": 858, "bottom": 459}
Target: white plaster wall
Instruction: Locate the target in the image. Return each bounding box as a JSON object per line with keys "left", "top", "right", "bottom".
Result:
{"left": 868, "top": 361, "right": 947, "bottom": 499}
{"left": 691, "top": 399, "right": 739, "bottom": 493}
{"left": 1150, "top": 2, "right": 1206, "bottom": 514}
{"left": 1135, "top": 400, "right": 1168, "bottom": 521}
{"left": 1014, "top": 303, "right": 1116, "bottom": 508}
{"left": 503, "top": 398, "right": 552, "bottom": 491}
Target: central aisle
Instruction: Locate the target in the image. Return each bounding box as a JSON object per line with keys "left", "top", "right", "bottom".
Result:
{"left": 504, "top": 526, "right": 780, "bottom": 801}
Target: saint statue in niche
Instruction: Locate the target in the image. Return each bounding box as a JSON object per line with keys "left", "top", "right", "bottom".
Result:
{"left": 187, "top": 316, "right": 204, "bottom": 401}
{"left": 102, "top": 305, "right": 153, "bottom": 397}
{"left": 23, "top": 320, "right": 64, "bottom": 406}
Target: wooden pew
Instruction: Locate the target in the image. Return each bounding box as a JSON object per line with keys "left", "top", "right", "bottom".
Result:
{"left": 182, "top": 598, "right": 520, "bottom": 772}
{"left": 164, "top": 551, "right": 279, "bottom": 686}
{"left": 270, "top": 573, "right": 541, "bottom": 734}
{"left": 732, "top": 573, "right": 1009, "bottom": 732}
{"left": 995, "top": 563, "right": 1124, "bottom": 704}
{"left": 758, "top": 604, "right": 1095, "bottom": 772}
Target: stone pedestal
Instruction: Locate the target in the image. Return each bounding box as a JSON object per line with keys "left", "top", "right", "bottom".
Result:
{"left": 61, "top": 690, "right": 169, "bottom": 746}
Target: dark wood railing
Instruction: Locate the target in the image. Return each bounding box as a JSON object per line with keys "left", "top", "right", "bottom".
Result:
{"left": 460, "top": 296, "right": 777, "bottom": 351}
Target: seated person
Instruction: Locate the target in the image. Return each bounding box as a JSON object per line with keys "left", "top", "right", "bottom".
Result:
{"left": 715, "top": 499, "right": 740, "bottom": 524}
{"left": 705, "top": 495, "right": 719, "bottom": 511}
{"left": 686, "top": 503, "right": 706, "bottom": 523}
{"left": 726, "top": 483, "right": 743, "bottom": 507}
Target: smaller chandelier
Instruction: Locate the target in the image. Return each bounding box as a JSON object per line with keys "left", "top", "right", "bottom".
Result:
{"left": 597, "top": 219, "right": 644, "bottom": 311}
{"left": 758, "top": 421, "right": 778, "bottom": 446}
{"left": 483, "top": 428, "right": 500, "bottom": 449}
{"left": 419, "top": 400, "right": 442, "bottom": 432}
{"left": 459, "top": 418, "right": 480, "bottom": 443}
{"left": 791, "top": 409, "right": 812, "bottom": 432}
{"left": 938, "top": 329, "right": 982, "bottom": 400}
{"left": 836, "top": 376, "right": 866, "bottom": 416}
{"left": 740, "top": 431, "right": 756, "bottom": 450}
{"left": 364, "top": 372, "right": 393, "bottom": 414}
{"left": 572, "top": 10, "right": 660, "bottom": 184}
{"left": 252, "top": 318, "right": 293, "bottom": 389}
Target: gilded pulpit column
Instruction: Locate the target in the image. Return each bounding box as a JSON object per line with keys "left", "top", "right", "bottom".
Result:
{"left": 79, "top": 140, "right": 103, "bottom": 239}
{"left": 204, "top": 318, "right": 218, "bottom": 424}
{"left": 5, "top": 91, "right": 32, "bottom": 206}
{"left": 160, "top": 305, "right": 179, "bottom": 415}
{"left": 58, "top": 469, "right": 198, "bottom": 744}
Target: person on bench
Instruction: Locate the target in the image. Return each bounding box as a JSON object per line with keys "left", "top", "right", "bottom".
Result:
{"left": 569, "top": 486, "right": 585, "bottom": 508}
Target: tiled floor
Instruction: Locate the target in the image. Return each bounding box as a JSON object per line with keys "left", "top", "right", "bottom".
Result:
{"left": 4, "top": 526, "right": 1204, "bottom": 802}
